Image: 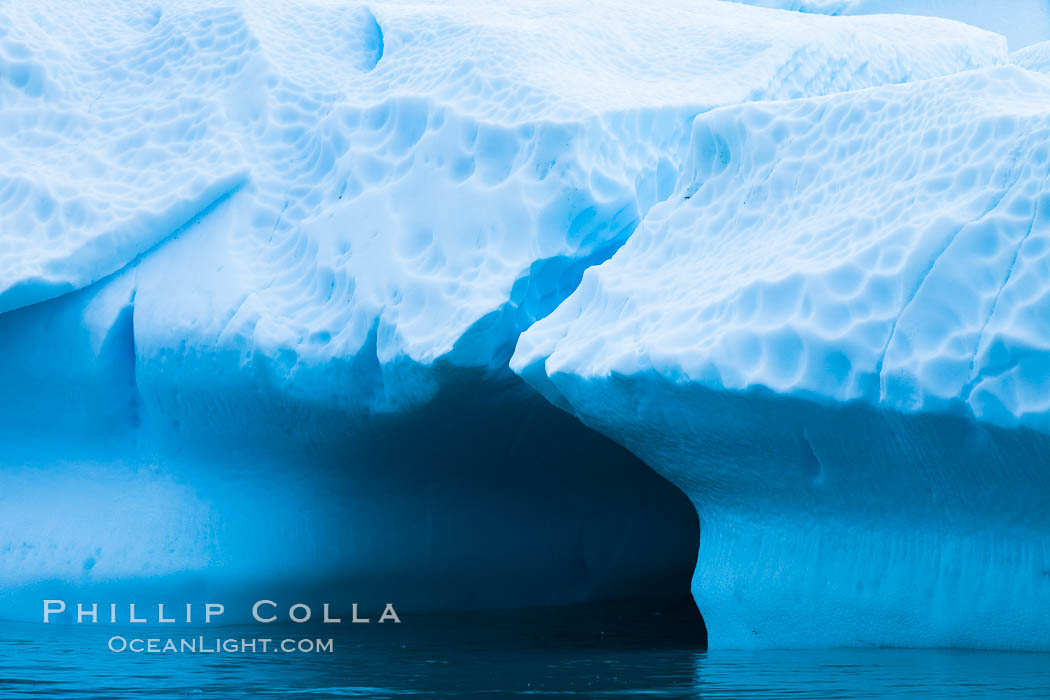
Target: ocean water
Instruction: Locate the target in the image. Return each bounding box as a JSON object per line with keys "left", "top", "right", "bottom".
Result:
{"left": 0, "top": 604, "right": 1046, "bottom": 698}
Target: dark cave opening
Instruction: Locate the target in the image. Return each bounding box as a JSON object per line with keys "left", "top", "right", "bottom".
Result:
{"left": 316, "top": 367, "right": 708, "bottom": 648}
{"left": 134, "top": 365, "right": 709, "bottom": 646}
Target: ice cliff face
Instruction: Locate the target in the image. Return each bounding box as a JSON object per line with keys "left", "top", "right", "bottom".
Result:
{"left": 1, "top": 0, "right": 1045, "bottom": 648}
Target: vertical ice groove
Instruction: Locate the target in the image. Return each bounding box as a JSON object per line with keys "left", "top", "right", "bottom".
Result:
{"left": 875, "top": 152, "right": 1029, "bottom": 404}
{"left": 962, "top": 168, "right": 1050, "bottom": 402}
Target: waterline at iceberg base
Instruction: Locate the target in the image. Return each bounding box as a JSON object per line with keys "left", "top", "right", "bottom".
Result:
{"left": 3, "top": 0, "right": 1050, "bottom": 668}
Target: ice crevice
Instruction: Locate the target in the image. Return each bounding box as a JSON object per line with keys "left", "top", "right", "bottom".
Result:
{"left": 961, "top": 167, "right": 1050, "bottom": 403}
{"left": 875, "top": 145, "right": 1030, "bottom": 405}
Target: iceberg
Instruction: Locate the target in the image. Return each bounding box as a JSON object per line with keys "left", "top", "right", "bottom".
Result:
{"left": 513, "top": 65, "right": 1050, "bottom": 649}
{"left": 0, "top": 0, "right": 1043, "bottom": 651}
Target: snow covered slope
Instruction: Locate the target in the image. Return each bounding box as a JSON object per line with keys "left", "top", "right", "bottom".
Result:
{"left": 513, "top": 65, "right": 1050, "bottom": 649}
{"left": 729, "top": 0, "right": 1050, "bottom": 50}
